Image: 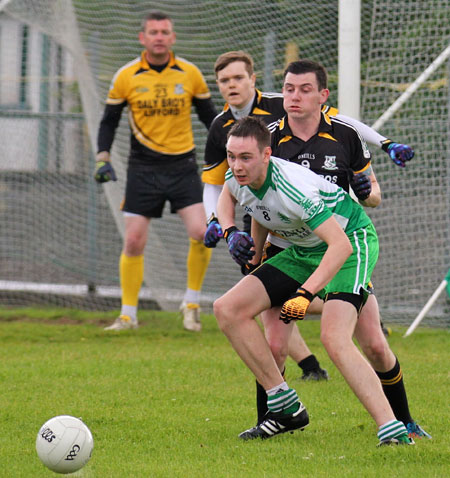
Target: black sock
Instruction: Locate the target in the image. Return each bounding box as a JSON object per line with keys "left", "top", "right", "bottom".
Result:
{"left": 376, "top": 358, "right": 413, "bottom": 425}
{"left": 298, "top": 354, "right": 320, "bottom": 373}
{"left": 256, "top": 381, "right": 267, "bottom": 425}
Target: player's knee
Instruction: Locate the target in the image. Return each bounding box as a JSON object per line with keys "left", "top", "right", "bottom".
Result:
{"left": 320, "top": 328, "right": 348, "bottom": 361}
{"left": 123, "top": 233, "right": 146, "bottom": 255}
{"left": 320, "top": 329, "right": 332, "bottom": 353}
{"left": 268, "top": 338, "right": 289, "bottom": 367}
{"left": 360, "top": 338, "right": 388, "bottom": 362}
{"left": 213, "top": 296, "right": 235, "bottom": 331}
{"left": 190, "top": 228, "right": 206, "bottom": 242}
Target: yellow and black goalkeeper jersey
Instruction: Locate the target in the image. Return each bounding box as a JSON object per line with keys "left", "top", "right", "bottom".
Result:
{"left": 201, "top": 92, "right": 340, "bottom": 185}
{"left": 271, "top": 112, "right": 371, "bottom": 192}
{"left": 97, "top": 50, "right": 216, "bottom": 163}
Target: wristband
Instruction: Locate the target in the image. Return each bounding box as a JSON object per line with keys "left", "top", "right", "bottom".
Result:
{"left": 224, "top": 226, "right": 238, "bottom": 242}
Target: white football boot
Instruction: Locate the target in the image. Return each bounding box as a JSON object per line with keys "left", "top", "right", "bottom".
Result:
{"left": 180, "top": 302, "right": 201, "bottom": 332}
{"left": 104, "top": 315, "right": 138, "bottom": 331}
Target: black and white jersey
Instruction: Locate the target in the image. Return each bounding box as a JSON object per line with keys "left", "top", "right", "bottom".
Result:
{"left": 202, "top": 90, "right": 284, "bottom": 185}
{"left": 270, "top": 112, "right": 371, "bottom": 193}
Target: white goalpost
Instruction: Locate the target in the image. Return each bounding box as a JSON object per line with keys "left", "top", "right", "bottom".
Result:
{"left": 338, "top": 0, "right": 361, "bottom": 119}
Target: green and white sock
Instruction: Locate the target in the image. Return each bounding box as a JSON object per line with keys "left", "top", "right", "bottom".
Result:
{"left": 377, "top": 420, "right": 408, "bottom": 442}
{"left": 267, "top": 387, "right": 299, "bottom": 414}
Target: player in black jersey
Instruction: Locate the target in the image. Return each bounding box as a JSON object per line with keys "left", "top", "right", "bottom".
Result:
{"left": 253, "top": 60, "right": 430, "bottom": 440}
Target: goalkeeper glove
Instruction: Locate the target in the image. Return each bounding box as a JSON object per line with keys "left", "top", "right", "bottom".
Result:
{"left": 381, "top": 140, "right": 414, "bottom": 168}
{"left": 224, "top": 226, "right": 255, "bottom": 267}
{"left": 279, "top": 287, "right": 315, "bottom": 324}
{"left": 204, "top": 214, "right": 223, "bottom": 248}
{"left": 350, "top": 172, "right": 371, "bottom": 201}
{"left": 94, "top": 152, "right": 117, "bottom": 183}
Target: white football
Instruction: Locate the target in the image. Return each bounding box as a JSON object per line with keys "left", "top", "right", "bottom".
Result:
{"left": 36, "top": 415, "right": 94, "bottom": 474}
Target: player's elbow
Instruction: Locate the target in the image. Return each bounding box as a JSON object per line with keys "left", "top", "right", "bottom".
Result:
{"left": 371, "top": 193, "right": 382, "bottom": 207}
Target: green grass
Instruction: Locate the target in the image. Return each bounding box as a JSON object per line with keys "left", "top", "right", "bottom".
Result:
{"left": 0, "top": 307, "right": 448, "bottom": 477}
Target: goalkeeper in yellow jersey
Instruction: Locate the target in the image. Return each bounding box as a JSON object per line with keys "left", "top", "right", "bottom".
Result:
{"left": 94, "top": 11, "right": 217, "bottom": 332}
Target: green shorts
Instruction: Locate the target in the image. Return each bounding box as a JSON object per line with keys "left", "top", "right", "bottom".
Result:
{"left": 265, "top": 223, "right": 379, "bottom": 301}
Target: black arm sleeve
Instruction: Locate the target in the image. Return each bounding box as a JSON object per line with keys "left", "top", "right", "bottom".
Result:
{"left": 97, "top": 102, "right": 127, "bottom": 153}
{"left": 203, "top": 120, "right": 226, "bottom": 168}
{"left": 192, "top": 97, "right": 218, "bottom": 130}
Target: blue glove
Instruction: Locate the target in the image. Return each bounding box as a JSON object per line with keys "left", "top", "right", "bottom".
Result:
{"left": 224, "top": 226, "right": 255, "bottom": 267}
{"left": 204, "top": 215, "right": 223, "bottom": 248}
{"left": 350, "top": 172, "right": 371, "bottom": 201}
{"left": 94, "top": 160, "right": 117, "bottom": 183}
{"left": 382, "top": 141, "right": 414, "bottom": 168}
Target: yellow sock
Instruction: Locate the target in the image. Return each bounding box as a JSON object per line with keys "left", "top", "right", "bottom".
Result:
{"left": 120, "top": 253, "right": 144, "bottom": 307}
{"left": 186, "top": 238, "right": 212, "bottom": 293}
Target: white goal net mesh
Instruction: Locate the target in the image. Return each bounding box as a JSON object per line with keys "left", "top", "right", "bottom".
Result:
{"left": 0, "top": 0, "right": 448, "bottom": 325}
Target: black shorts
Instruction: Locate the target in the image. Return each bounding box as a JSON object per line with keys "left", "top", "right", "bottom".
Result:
{"left": 261, "top": 242, "right": 284, "bottom": 263}
{"left": 122, "top": 157, "right": 203, "bottom": 218}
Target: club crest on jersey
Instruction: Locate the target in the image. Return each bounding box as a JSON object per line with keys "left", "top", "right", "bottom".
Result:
{"left": 323, "top": 156, "right": 338, "bottom": 170}
{"left": 174, "top": 84, "right": 184, "bottom": 95}
{"left": 277, "top": 212, "right": 291, "bottom": 223}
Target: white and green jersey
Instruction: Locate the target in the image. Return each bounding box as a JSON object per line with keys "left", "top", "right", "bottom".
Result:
{"left": 225, "top": 156, "right": 371, "bottom": 249}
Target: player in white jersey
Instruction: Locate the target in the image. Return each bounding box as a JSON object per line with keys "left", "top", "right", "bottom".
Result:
{"left": 214, "top": 116, "right": 412, "bottom": 445}
{"left": 225, "top": 160, "right": 370, "bottom": 248}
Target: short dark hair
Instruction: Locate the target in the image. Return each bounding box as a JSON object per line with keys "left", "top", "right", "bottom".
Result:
{"left": 283, "top": 60, "right": 328, "bottom": 90}
{"left": 141, "top": 11, "right": 173, "bottom": 31}
{"left": 227, "top": 117, "right": 271, "bottom": 151}
{"left": 214, "top": 51, "right": 254, "bottom": 78}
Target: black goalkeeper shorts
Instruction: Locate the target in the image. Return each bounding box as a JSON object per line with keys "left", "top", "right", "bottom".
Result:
{"left": 122, "top": 157, "right": 203, "bottom": 218}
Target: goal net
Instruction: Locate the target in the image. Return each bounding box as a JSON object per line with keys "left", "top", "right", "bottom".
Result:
{"left": 0, "top": 0, "right": 448, "bottom": 325}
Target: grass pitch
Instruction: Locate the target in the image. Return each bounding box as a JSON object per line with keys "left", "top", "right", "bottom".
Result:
{"left": 0, "top": 307, "right": 448, "bottom": 477}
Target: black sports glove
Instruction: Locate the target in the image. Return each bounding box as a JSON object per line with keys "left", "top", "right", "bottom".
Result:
{"left": 203, "top": 215, "right": 223, "bottom": 248}
{"left": 94, "top": 152, "right": 117, "bottom": 183}
{"left": 350, "top": 172, "right": 371, "bottom": 201}
{"left": 279, "top": 287, "right": 315, "bottom": 324}
{"left": 381, "top": 140, "right": 414, "bottom": 168}
{"left": 224, "top": 226, "right": 255, "bottom": 267}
